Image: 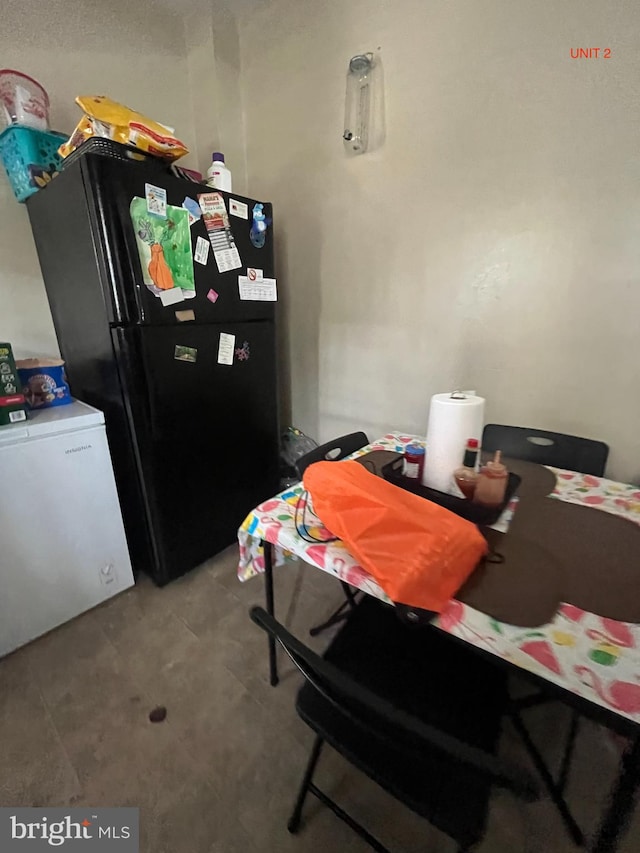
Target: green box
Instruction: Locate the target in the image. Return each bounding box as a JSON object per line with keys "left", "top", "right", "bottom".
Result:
{"left": 0, "top": 342, "right": 27, "bottom": 426}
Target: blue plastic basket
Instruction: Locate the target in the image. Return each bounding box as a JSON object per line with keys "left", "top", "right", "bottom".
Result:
{"left": 0, "top": 125, "right": 67, "bottom": 202}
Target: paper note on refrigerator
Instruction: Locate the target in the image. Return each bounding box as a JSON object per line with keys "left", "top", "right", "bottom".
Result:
{"left": 145, "top": 183, "right": 166, "bottom": 217}
{"left": 194, "top": 235, "right": 210, "bottom": 265}
{"left": 229, "top": 198, "right": 248, "bottom": 219}
{"left": 217, "top": 332, "right": 236, "bottom": 365}
{"left": 198, "top": 192, "right": 242, "bottom": 273}
{"left": 238, "top": 276, "right": 277, "bottom": 301}
{"left": 159, "top": 288, "right": 185, "bottom": 307}
{"left": 214, "top": 247, "right": 242, "bottom": 273}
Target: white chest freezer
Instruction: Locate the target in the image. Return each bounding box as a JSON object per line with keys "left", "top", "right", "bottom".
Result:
{"left": 0, "top": 400, "right": 134, "bottom": 657}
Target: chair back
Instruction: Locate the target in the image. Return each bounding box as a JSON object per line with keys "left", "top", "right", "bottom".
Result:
{"left": 249, "top": 605, "right": 539, "bottom": 802}
{"left": 295, "top": 431, "right": 369, "bottom": 478}
{"left": 482, "top": 424, "right": 608, "bottom": 476}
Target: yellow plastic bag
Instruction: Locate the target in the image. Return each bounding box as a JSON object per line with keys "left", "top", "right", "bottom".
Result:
{"left": 59, "top": 95, "right": 188, "bottom": 162}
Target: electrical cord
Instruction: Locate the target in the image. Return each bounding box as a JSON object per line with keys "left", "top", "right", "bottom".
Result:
{"left": 294, "top": 490, "right": 339, "bottom": 544}
{"left": 294, "top": 457, "right": 376, "bottom": 543}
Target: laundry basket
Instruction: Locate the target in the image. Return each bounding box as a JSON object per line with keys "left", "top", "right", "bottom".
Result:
{"left": 0, "top": 125, "right": 66, "bottom": 202}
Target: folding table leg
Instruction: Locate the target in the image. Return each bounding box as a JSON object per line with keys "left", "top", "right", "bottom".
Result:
{"left": 558, "top": 711, "right": 580, "bottom": 795}
{"left": 309, "top": 583, "right": 359, "bottom": 637}
{"left": 341, "top": 581, "right": 359, "bottom": 607}
{"left": 590, "top": 734, "right": 640, "bottom": 852}
{"left": 262, "top": 540, "right": 278, "bottom": 686}
{"left": 509, "top": 709, "right": 584, "bottom": 845}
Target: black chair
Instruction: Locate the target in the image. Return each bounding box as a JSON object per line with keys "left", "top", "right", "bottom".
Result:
{"left": 295, "top": 431, "right": 369, "bottom": 636}
{"left": 251, "top": 598, "right": 540, "bottom": 852}
{"left": 482, "top": 425, "right": 609, "bottom": 477}
{"left": 295, "top": 431, "right": 370, "bottom": 478}
{"left": 483, "top": 422, "right": 609, "bottom": 839}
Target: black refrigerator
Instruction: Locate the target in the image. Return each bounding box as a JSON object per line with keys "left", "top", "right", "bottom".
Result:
{"left": 27, "top": 152, "right": 280, "bottom": 585}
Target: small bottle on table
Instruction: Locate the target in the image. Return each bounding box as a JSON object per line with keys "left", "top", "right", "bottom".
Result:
{"left": 403, "top": 443, "right": 425, "bottom": 481}
{"left": 454, "top": 438, "right": 480, "bottom": 499}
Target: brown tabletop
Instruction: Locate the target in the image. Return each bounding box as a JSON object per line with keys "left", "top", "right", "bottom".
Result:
{"left": 457, "top": 457, "right": 640, "bottom": 626}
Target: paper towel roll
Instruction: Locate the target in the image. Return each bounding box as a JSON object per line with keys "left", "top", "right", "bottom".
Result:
{"left": 422, "top": 392, "right": 485, "bottom": 494}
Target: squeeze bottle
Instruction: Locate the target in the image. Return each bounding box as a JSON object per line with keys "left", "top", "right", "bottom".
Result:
{"left": 206, "top": 153, "right": 232, "bottom": 191}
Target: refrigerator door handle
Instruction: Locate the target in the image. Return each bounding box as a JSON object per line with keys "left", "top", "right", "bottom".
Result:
{"left": 84, "top": 160, "right": 146, "bottom": 326}
{"left": 113, "top": 327, "right": 157, "bottom": 440}
{"left": 115, "top": 190, "right": 148, "bottom": 324}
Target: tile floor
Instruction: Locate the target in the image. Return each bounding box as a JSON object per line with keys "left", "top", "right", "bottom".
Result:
{"left": 0, "top": 546, "right": 637, "bottom": 852}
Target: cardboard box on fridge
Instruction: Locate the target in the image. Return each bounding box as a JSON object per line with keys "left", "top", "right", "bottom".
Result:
{"left": 0, "top": 343, "right": 27, "bottom": 426}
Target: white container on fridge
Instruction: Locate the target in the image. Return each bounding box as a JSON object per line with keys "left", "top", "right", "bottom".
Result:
{"left": 0, "top": 69, "right": 50, "bottom": 130}
{"left": 0, "top": 399, "right": 134, "bottom": 657}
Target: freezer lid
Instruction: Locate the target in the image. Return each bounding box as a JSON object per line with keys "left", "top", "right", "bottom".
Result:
{"left": 0, "top": 399, "right": 104, "bottom": 445}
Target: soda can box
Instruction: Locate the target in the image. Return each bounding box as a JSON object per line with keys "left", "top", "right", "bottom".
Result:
{"left": 0, "top": 342, "right": 27, "bottom": 426}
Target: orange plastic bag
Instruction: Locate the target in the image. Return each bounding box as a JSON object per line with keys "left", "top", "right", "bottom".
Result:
{"left": 304, "top": 460, "right": 488, "bottom": 612}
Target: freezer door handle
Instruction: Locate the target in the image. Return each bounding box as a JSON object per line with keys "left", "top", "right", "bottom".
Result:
{"left": 112, "top": 327, "right": 157, "bottom": 440}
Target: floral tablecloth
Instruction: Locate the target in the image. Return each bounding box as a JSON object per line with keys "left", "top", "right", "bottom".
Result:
{"left": 238, "top": 433, "right": 640, "bottom": 724}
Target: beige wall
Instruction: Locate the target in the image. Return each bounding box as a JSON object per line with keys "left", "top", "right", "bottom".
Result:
{"left": 0, "top": 0, "right": 196, "bottom": 359}
{"left": 239, "top": 0, "right": 640, "bottom": 482}
{"left": 4, "top": 0, "right": 639, "bottom": 481}
{"left": 185, "top": 0, "right": 247, "bottom": 193}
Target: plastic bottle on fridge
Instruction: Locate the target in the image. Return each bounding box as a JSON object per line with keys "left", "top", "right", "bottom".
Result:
{"left": 206, "top": 153, "right": 232, "bottom": 191}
